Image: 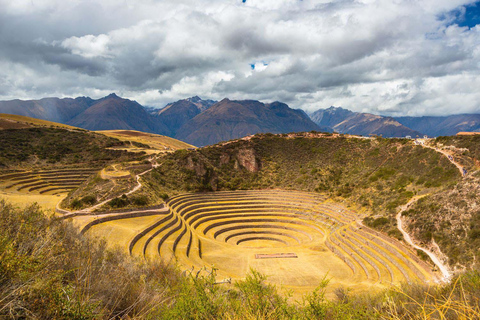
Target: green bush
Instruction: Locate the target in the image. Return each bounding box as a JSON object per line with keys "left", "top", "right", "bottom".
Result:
{"left": 370, "top": 217, "right": 390, "bottom": 228}
{"left": 108, "top": 194, "right": 130, "bottom": 208}
{"left": 132, "top": 195, "right": 149, "bottom": 206}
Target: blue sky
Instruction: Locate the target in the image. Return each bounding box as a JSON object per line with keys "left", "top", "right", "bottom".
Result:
{"left": 454, "top": 1, "right": 480, "bottom": 27}
{"left": 0, "top": 0, "right": 479, "bottom": 116}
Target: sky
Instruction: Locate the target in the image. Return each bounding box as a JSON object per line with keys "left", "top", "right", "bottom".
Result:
{"left": 0, "top": 0, "right": 479, "bottom": 116}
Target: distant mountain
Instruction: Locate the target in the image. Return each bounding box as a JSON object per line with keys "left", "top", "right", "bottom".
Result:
{"left": 310, "top": 107, "right": 421, "bottom": 137}
{"left": 0, "top": 94, "right": 326, "bottom": 146}
{"left": 185, "top": 96, "right": 217, "bottom": 112}
{"left": 175, "top": 99, "right": 326, "bottom": 146}
{"left": 67, "top": 94, "right": 168, "bottom": 133}
{"left": 395, "top": 114, "right": 480, "bottom": 137}
{"left": 310, "top": 106, "right": 355, "bottom": 128}
{"left": 4, "top": 93, "right": 478, "bottom": 145}
{"left": 0, "top": 97, "right": 95, "bottom": 123}
{"left": 153, "top": 96, "right": 217, "bottom": 136}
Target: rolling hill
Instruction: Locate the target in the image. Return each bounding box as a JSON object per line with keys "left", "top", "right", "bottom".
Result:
{"left": 97, "top": 130, "right": 195, "bottom": 153}
{"left": 0, "top": 113, "right": 78, "bottom": 130}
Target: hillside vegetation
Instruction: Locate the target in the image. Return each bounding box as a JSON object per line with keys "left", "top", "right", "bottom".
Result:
{"left": 0, "top": 113, "right": 78, "bottom": 130}
{"left": 144, "top": 134, "right": 459, "bottom": 239}
{"left": 2, "top": 200, "right": 480, "bottom": 319}
{"left": 0, "top": 127, "right": 142, "bottom": 169}
{"left": 434, "top": 135, "right": 480, "bottom": 168}
{"left": 399, "top": 135, "right": 480, "bottom": 268}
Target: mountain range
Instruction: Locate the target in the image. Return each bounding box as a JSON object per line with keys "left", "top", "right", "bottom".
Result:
{"left": 310, "top": 106, "right": 480, "bottom": 138}
{"left": 0, "top": 94, "right": 478, "bottom": 146}
{"left": 310, "top": 107, "right": 422, "bottom": 137}
{"left": 0, "top": 94, "right": 323, "bottom": 146}
{"left": 174, "top": 99, "right": 323, "bottom": 146}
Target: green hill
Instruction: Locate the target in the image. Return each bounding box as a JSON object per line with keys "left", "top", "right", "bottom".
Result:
{"left": 0, "top": 127, "right": 142, "bottom": 169}
{"left": 1, "top": 128, "right": 480, "bottom": 318}
{"left": 144, "top": 133, "right": 474, "bottom": 266}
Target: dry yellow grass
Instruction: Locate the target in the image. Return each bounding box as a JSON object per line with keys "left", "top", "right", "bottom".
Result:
{"left": 0, "top": 113, "right": 78, "bottom": 130}
{"left": 100, "top": 164, "right": 131, "bottom": 179}
{"left": 0, "top": 189, "right": 65, "bottom": 211}
{"left": 80, "top": 215, "right": 161, "bottom": 249}
{"left": 97, "top": 130, "right": 195, "bottom": 153}
{"left": 79, "top": 190, "right": 437, "bottom": 298}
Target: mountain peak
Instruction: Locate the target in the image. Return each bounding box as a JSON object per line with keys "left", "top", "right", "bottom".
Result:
{"left": 187, "top": 96, "right": 202, "bottom": 103}
{"left": 106, "top": 93, "right": 119, "bottom": 99}
{"left": 175, "top": 98, "right": 322, "bottom": 146}
{"left": 326, "top": 106, "right": 346, "bottom": 112}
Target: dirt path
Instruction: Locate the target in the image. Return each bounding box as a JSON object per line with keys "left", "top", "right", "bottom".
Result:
{"left": 422, "top": 143, "right": 465, "bottom": 176}
{"left": 396, "top": 197, "right": 451, "bottom": 282}
{"left": 60, "top": 157, "right": 159, "bottom": 216}
{"left": 124, "top": 160, "right": 158, "bottom": 197}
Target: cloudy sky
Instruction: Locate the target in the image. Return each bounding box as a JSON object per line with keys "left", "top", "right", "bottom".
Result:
{"left": 1, "top": 0, "right": 479, "bottom": 116}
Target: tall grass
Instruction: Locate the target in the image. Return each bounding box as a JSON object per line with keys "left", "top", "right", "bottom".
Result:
{"left": 0, "top": 199, "right": 177, "bottom": 318}
{"left": 1, "top": 199, "right": 480, "bottom": 319}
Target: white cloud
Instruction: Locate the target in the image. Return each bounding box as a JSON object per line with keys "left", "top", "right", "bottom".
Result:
{"left": 61, "top": 34, "right": 111, "bottom": 58}
{"left": 0, "top": 0, "right": 479, "bottom": 115}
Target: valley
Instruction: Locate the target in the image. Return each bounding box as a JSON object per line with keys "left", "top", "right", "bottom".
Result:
{"left": 1, "top": 113, "right": 479, "bottom": 318}
{"left": 76, "top": 190, "right": 437, "bottom": 297}
{"left": 3, "top": 1, "right": 480, "bottom": 317}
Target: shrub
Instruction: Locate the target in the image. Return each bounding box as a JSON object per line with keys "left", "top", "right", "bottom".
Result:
{"left": 371, "top": 217, "right": 389, "bottom": 228}
{"left": 132, "top": 195, "right": 149, "bottom": 206}
{"left": 108, "top": 194, "right": 130, "bottom": 208}
{"left": 81, "top": 195, "right": 97, "bottom": 206}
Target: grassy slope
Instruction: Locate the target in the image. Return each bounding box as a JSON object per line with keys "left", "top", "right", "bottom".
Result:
{"left": 2, "top": 200, "right": 480, "bottom": 319}
{"left": 0, "top": 113, "right": 78, "bottom": 130}
{"left": 144, "top": 133, "right": 463, "bottom": 260}
{"left": 434, "top": 135, "right": 480, "bottom": 169}
{"left": 97, "top": 129, "right": 195, "bottom": 152}
{"left": 0, "top": 127, "right": 142, "bottom": 169}
{"left": 400, "top": 135, "right": 480, "bottom": 268}
{"left": 0, "top": 127, "right": 147, "bottom": 211}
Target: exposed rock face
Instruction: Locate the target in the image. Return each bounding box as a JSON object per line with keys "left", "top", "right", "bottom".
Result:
{"left": 186, "top": 156, "right": 207, "bottom": 176}
{"left": 220, "top": 153, "right": 231, "bottom": 165}
{"left": 235, "top": 148, "right": 259, "bottom": 172}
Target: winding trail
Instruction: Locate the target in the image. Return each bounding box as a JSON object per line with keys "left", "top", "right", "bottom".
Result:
{"left": 59, "top": 157, "right": 159, "bottom": 217}
{"left": 421, "top": 143, "right": 465, "bottom": 176}
{"left": 396, "top": 197, "right": 451, "bottom": 282}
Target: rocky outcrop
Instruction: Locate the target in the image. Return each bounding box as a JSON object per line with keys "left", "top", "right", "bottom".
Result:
{"left": 235, "top": 148, "right": 260, "bottom": 173}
